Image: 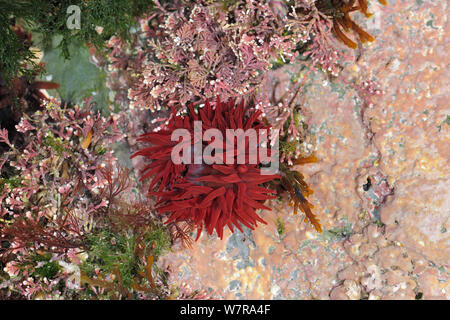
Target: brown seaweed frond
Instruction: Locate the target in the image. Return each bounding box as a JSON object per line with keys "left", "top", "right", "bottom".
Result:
{"left": 81, "top": 268, "right": 130, "bottom": 299}
{"left": 273, "top": 155, "right": 322, "bottom": 232}
{"left": 319, "top": 0, "right": 386, "bottom": 49}
{"left": 358, "top": 0, "right": 372, "bottom": 17}
{"left": 136, "top": 255, "right": 156, "bottom": 291}
{"left": 81, "top": 255, "right": 161, "bottom": 299}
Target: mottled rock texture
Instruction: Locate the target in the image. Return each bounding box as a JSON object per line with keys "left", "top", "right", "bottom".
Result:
{"left": 159, "top": 0, "right": 449, "bottom": 299}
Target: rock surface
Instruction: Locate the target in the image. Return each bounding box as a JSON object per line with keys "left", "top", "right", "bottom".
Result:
{"left": 159, "top": 0, "right": 449, "bottom": 299}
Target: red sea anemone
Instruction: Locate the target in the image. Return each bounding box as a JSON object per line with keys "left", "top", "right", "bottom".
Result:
{"left": 131, "top": 98, "right": 280, "bottom": 239}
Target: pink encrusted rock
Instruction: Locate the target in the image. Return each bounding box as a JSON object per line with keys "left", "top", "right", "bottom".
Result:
{"left": 373, "top": 246, "right": 414, "bottom": 273}
{"left": 337, "top": 264, "right": 365, "bottom": 281}
{"left": 380, "top": 178, "right": 449, "bottom": 265}
{"left": 417, "top": 267, "right": 449, "bottom": 300}
{"left": 330, "top": 280, "right": 362, "bottom": 300}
